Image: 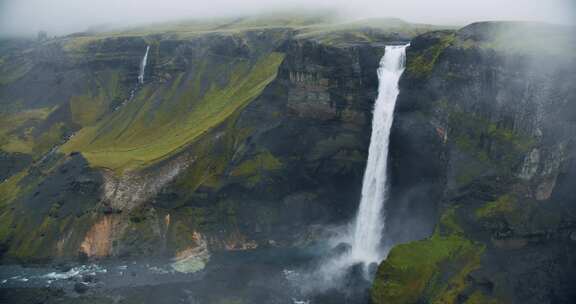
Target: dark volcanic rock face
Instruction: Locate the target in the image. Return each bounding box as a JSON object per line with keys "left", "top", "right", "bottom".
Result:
{"left": 0, "top": 152, "right": 31, "bottom": 181}
{"left": 373, "top": 22, "right": 576, "bottom": 304}
{"left": 2, "top": 18, "right": 576, "bottom": 304}
{"left": 148, "top": 38, "right": 387, "bottom": 254}
{"left": 0, "top": 24, "right": 396, "bottom": 264}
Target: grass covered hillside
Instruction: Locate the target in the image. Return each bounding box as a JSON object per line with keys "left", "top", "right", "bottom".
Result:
{"left": 0, "top": 14, "right": 442, "bottom": 262}
{"left": 1, "top": 14, "right": 441, "bottom": 174}
{"left": 61, "top": 49, "right": 284, "bottom": 173}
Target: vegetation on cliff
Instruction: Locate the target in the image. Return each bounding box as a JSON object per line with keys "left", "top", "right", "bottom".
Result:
{"left": 377, "top": 21, "right": 576, "bottom": 304}
{"left": 406, "top": 32, "right": 454, "bottom": 78}
{"left": 0, "top": 13, "right": 433, "bottom": 262}
{"left": 372, "top": 207, "right": 486, "bottom": 304}
{"left": 1, "top": 15, "right": 574, "bottom": 304}
{"left": 61, "top": 51, "right": 285, "bottom": 173}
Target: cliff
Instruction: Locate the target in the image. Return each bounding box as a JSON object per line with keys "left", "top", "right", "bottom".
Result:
{"left": 0, "top": 17, "right": 434, "bottom": 263}
{"left": 373, "top": 22, "right": 576, "bottom": 304}
{"left": 1, "top": 16, "right": 575, "bottom": 304}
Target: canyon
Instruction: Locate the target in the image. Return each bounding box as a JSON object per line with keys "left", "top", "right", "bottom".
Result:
{"left": 0, "top": 15, "right": 575, "bottom": 304}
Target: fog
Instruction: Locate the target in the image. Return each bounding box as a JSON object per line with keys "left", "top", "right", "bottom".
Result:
{"left": 0, "top": 0, "right": 574, "bottom": 37}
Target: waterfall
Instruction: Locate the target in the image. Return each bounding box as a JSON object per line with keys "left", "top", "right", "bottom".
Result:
{"left": 350, "top": 44, "right": 408, "bottom": 266}
{"left": 113, "top": 46, "right": 149, "bottom": 112}
{"left": 138, "top": 45, "right": 150, "bottom": 84}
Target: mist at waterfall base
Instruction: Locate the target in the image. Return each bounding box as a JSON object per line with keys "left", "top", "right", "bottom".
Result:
{"left": 281, "top": 45, "right": 409, "bottom": 301}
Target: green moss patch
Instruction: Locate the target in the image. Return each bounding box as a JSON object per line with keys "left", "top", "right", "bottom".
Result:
{"left": 0, "top": 170, "right": 27, "bottom": 206}
{"left": 449, "top": 109, "right": 535, "bottom": 185}
{"left": 0, "top": 107, "right": 54, "bottom": 154}
{"left": 373, "top": 206, "right": 486, "bottom": 304}
{"left": 438, "top": 207, "right": 464, "bottom": 235}
{"left": 32, "top": 122, "right": 69, "bottom": 156}
{"left": 407, "top": 34, "right": 455, "bottom": 78}
{"left": 69, "top": 70, "right": 123, "bottom": 127}
{"left": 372, "top": 233, "right": 484, "bottom": 304}
{"left": 0, "top": 57, "right": 33, "bottom": 85}
{"left": 170, "top": 116, "right": 252, "bottom": 197}
{"left": 62, "top": 52, "right": 284, "bottom": 174}
{"left": 0, "top": 211, "right": 96, "bottom": 262}
{"left": 230, "top": 150, "right": 282, "bottom": 187}
{"left": 475, "top": 194, "right": 516, "bottom": 219}
{"left": 0, "top": 107, "right": 74, "bottom": 165}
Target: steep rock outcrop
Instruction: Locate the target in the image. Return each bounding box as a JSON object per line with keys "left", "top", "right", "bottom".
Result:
{"left": 0, "top": 24, "right": 398, "bottom": 263}
{"left": 147, "top": 37, "right": 387, "bottom": 257}
{"left": 373, "top": 22, "right": 576, "bottom": 304}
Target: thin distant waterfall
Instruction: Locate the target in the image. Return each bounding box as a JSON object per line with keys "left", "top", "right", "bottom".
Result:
{"left": 138, "top": 45, "right": 150, "bottom": 84}
{"left": 113, "top": 46, "right": 150, "bottom": 112}
{"left": 350, "top": 44, "right": 408, "bottom": 266}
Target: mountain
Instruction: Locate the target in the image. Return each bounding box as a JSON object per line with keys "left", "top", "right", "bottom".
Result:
{"left": 0, "top": 16, "right": 437, "bottom": 262}
{"left": 0, "top": 15, "right": 575, "bottom": 304}
{"left": 373, "top": 22, "right": 576, "bottom": 303}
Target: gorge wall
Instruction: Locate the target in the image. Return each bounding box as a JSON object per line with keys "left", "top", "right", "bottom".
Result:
{"left": 1, "top": 17, "right": 575, "bottom": 304}
{"left": 373, "top": 22, "right": 576, "bottom": 304}
{"left": 0, "top": 23, "right": 398, "bottom": 263}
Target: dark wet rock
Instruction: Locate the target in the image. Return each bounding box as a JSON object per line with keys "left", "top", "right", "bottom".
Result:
{"left": 367, "top": 262, "right": 378, "bottom": 278}
{"left": 0, "top": 151, "right": 31, "bottom": 181}
{"left": 330, "top": 242, "right": 352, "bottom": 258}
{"left": 0, "top": 287, "right": 65, "bottom": 304}
{"left": 373, "top": 21, "right": 576, "bottom": 304}
{"left": 100, "top": 205, "right": 122, "bottom": 215}
{"left": 77, "top": 252, "right": 89, "bottom": 263}
{"left": 55, "top": 262, "right": 73, "bottom": 273}
{"left": 1, "top": 17, "right": 574, "bottom": 304}
{"left": 344, "top": 263, "right": 369, "bottom": 287}
{"left": 74, "top": 282, "right": 89, "bottom": 294}
{"left": 82, "top": 274, "right": 97, "bottom": 283}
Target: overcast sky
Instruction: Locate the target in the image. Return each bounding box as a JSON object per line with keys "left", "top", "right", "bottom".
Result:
{"left": 1, "top": 0, "right": 574, "bottom": 37}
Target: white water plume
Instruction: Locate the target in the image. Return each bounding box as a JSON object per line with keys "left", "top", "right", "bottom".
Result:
{"left": 349, "top": 44, "right": 408, "bottom": 266}
{"left": 305, "top": 45, "right": 409, "bottom": 291}
{"left": 138, "top": 45, "right": 150, "bottom": 84}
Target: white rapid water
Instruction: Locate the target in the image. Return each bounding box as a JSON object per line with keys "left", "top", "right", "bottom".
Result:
{"left": 138, "top": 45, "right": 150, "bottom": 84}
{"left": 350, "top": 44, "right": 408, "bottom": 266}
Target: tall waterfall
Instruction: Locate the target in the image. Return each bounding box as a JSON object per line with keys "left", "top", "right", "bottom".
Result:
{"left": 350, "top": 44, "right": 408, "bottom": 266}
{"left": 138, "top": 46, "right": 150, "bottom": 84}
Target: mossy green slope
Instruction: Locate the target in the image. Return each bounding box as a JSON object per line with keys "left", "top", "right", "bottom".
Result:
{"left": 298, "top": 18, "right": 448, "bottom": 47}
{"left": 372, "top": 209, "right": 485, "bottom": 304}
{"left": 406, "top": 33, "right": 454, "bottom": 78}
{"left": 69, "top": 69, "right": 124, "bottom": 126}
{"left": 0, "top": 13, "right": 448, "bottom": 264}
{"left": 61, "top": 52, "right": 284, "bottom": 173}
{"left": 0, "top": 108, "right": 54, "bottom": 154}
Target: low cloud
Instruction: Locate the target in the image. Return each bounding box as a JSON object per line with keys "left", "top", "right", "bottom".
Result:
{"left": 0, "top": 0, "right": 574, "bottom": 37}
